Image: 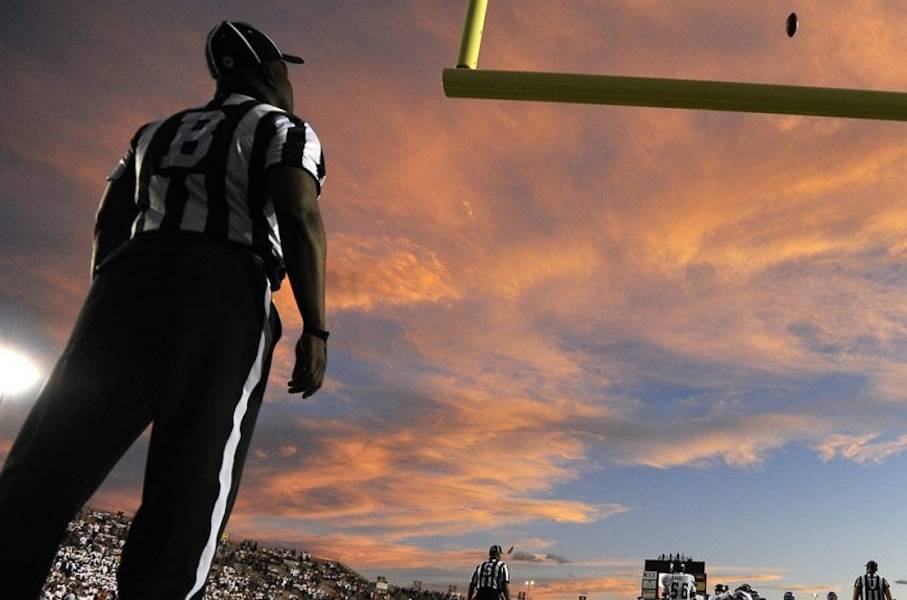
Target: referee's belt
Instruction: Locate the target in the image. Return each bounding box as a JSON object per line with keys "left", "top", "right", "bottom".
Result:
{"left": 127, "top": 230, "right": 283, "bottom": 289}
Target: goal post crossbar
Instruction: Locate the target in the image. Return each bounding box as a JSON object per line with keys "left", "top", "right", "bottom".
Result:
{"left": 442, "top": 68, "right": 907, "bottom": 121}
{"left": 445, "top": 0, "right": 907, "bottom": 121}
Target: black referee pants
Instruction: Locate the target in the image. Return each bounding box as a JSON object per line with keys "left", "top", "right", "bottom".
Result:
{"left": 0, "top": 234, "right": 281, "bottom": 599}
{"left": 476, "top": 588, "right": 505, "bottom": 600}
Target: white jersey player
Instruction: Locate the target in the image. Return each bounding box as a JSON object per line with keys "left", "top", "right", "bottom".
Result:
{"left": 713, "top": 584, "right": 730, "bottom": 600}
{"left": 732, "top": 585, "right": 755, "bottom": 600}
{"left": 711, "top": 584, "right": 751, "bottom": 600}
{"left": 661, "top": 572, "right": 697, "bottom": 600}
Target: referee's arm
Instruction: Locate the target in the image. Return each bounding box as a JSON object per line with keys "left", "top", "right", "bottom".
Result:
{"left": 468, "top": 565, "right": 479, "bottom": 600}
{"left": 500, "top": 565, "right": 511, "bottom": 600}
{"left": 268, "top": 166, "right": 327, "bottom": 398}
{"left": 92, "top": 163, "right": 138, "bottom": 279}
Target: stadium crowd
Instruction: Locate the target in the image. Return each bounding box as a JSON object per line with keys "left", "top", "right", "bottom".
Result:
{"left": 40, "top": 508, "right": 372, "bottom": 599}
{"left": 390, "top": 588, "right": 456, "bottom": 600}
{"left": 38, "top": 511, "right": 878, "bottom": 600}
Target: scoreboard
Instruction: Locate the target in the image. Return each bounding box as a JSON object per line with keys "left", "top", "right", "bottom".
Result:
{"left": 640, "top": 559, "right": 707, "bottom": 600}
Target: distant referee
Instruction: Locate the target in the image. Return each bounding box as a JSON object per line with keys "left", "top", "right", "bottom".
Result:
{"left": 0, "top": 21, "right": 327, "bottom": 598}
{"left": 853, "top": 561, "right": 892, "bottom": 600}
{"left": 468, "top": 545, "right": 512, "bottom": 600}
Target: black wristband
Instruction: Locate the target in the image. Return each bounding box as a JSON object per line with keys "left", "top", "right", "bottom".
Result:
{"left": 304, "top": 326, "right": 330, "bottom": 341}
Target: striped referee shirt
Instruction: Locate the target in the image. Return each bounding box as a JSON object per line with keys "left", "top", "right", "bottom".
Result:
{"left": 855, "top": 574, "right": 888, "bottom": 600}
{"left": 107, "top": 92, "right": 326, "bottom": 289}
{"left": 472, "top": 558, "right": 510, "bottom": 591}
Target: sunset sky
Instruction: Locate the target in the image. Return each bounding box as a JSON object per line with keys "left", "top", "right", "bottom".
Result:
{"left": 3, "top": 2, "right": 907, "bottom": 599}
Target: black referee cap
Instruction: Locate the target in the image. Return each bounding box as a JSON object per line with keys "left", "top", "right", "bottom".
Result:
{"left": 206, "top": 21, "right": 304, "bottom": 79}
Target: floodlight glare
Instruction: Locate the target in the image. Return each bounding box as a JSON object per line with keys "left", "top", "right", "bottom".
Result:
{"left": 0, "top": 346, "right": 41, "bottom": 395}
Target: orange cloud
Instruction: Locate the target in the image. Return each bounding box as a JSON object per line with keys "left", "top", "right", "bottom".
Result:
{"left": 238, "top": 395, "right": 625, "bottom": 535}
{"left": 708, "top": 567, "right": 786, "bottom": 585}
{"left": 529, "top": 576, "right": 640, "bottom": 600}
{"left": 814, "top": 433, "right": 907, "bottom": 465}
{"left": 327, "top": 234, "right": 460, "bottom": 311}
{"left": 214, "top": 522, "right": 481, "bottom": 569}
{"left": 89, "top": 487, "right": 141, "bottom": 516}
{"left": 609, "top": 414, "right": 829, "bottom": 469}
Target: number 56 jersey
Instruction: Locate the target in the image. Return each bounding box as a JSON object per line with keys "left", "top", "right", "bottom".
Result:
{"left": 660, "top": 573, "right": 697, "bottom": 600}
{"left": 107, "top": 92, "right": 326, "bottom": 290}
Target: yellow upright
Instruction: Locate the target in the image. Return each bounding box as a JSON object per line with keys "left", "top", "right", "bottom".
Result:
{"left": 444, "top": 0, "right": 907, "bottom": 122}
{"left": 456, "top": 0, "right": 488, "bottom": 69}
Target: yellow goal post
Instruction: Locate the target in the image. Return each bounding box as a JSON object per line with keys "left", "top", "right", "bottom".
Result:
{"left": 442, "top": 0, "right": 907, "bottom": 121}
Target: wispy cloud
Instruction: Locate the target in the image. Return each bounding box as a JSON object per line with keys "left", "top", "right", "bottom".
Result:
{"left": 529, "top": 576, "right": 640, "bottom": 600}
{"left": 328, "top": 234, "right": 460, "bottom": 311}
{"left": 237, "top": 398, "right": 628, "bottom": 535}
{"left": 607, "top": 414, "right": 827, "bottom": 468}
{"left": 511, "top": 552, "right": 572, "bottom": 565}
{"left": 815, "top": 433, "right": 907, "bottom": 465}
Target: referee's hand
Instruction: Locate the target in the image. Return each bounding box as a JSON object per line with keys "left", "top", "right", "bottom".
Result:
{"left": 288, "top": 333, "right": 326, "bottom": 398}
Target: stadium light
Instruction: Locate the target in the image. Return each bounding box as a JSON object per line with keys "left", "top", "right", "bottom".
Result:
{"left": 0, "top": 346, "right": 41, "bottom": 399}
{"left": 443, "top": 0, "right": 907, "bottom": 121}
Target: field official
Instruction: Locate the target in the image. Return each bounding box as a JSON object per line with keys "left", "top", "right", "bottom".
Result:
{"left": 853, "top": 561, "right": 892, "bottom": 600}
{"left": 0, "top": 20, "right": 328, "bottom": 598}
{"left": 469, "top": 545, "right": 512, "bottom": 600}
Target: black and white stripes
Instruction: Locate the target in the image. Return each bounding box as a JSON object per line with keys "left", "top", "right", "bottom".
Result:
{"left": 472, "top": 558, "right": 510, "bottom": 591}
{"left": 855, "top": 574, "right": 888, "bottom": 600}
{"left": 108, "top": 92, "right": 326, "bottom": 289}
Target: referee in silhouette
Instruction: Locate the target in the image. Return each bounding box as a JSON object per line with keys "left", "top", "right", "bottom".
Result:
{"left": 0, "top": 21, "right": 327, "bottom": 598}
{"left": 853, "top": 561, "right": 892, "bottom": 600}
{"left": 469, "top": 545, "right": 512, "bottom": 600}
